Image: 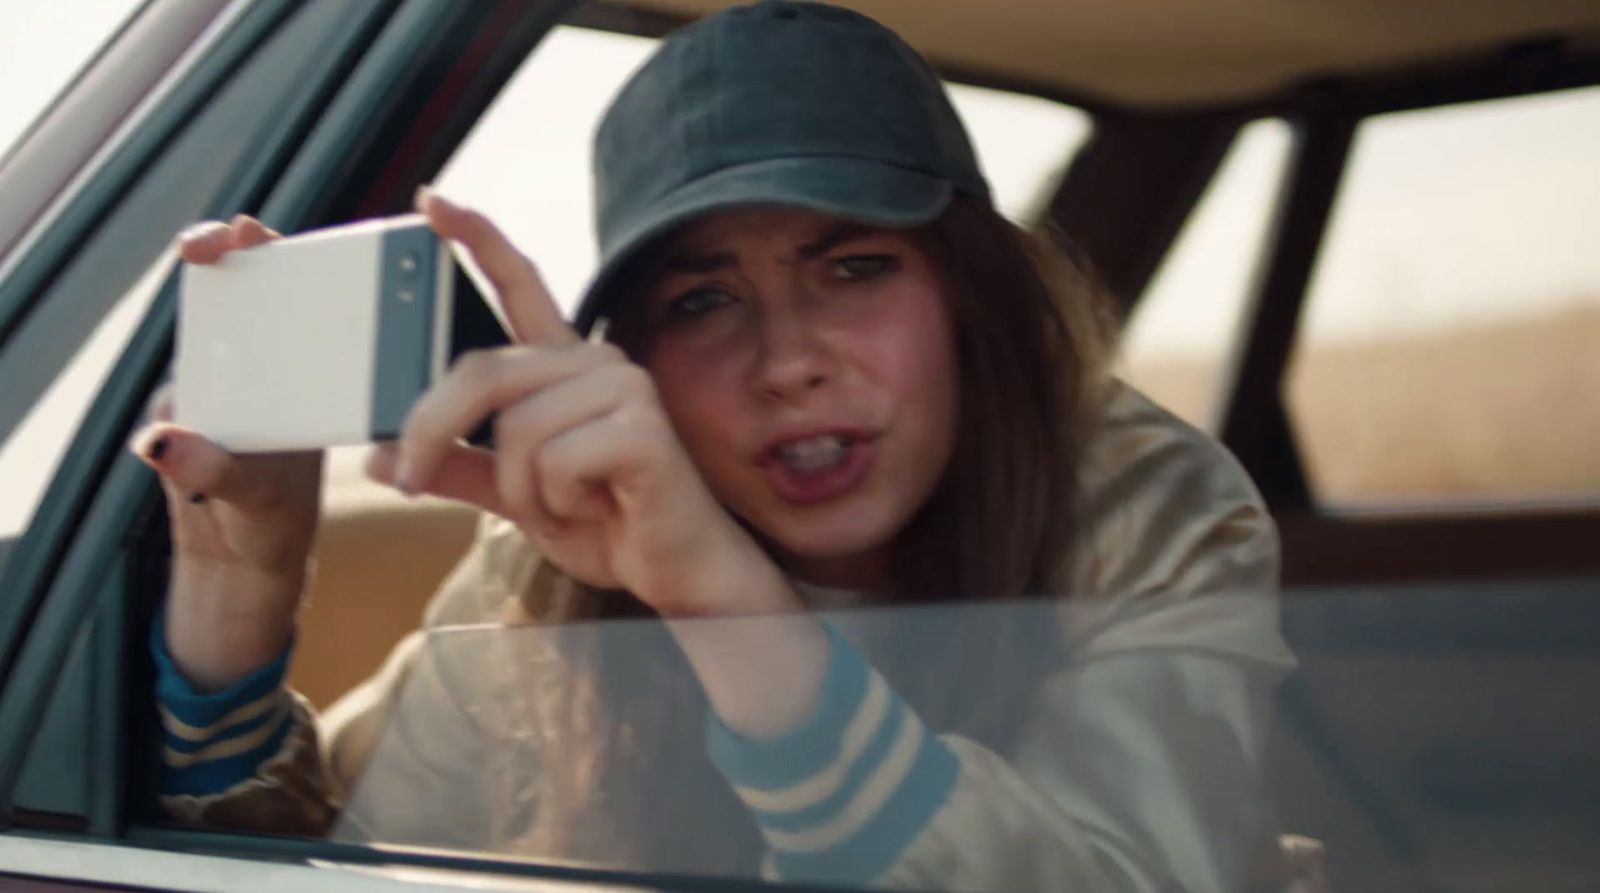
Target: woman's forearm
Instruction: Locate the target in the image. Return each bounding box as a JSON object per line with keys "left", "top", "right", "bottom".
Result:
{"left": 656, "top": 537, "right": 830, "bottom": 740}
{"left": 164, "top": 555, "right": 303, "bottom": 693}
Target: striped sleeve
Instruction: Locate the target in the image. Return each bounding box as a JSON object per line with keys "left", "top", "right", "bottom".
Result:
{"left": 705, "top": 625, "right": 959, "bottom": 886}
{"left": 151, "top": 617, "right": 296, "bottom": 798}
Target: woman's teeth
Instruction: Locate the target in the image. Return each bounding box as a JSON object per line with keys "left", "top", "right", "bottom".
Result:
{"left": 776, "top": 435, "right": 851, "bottom": 473}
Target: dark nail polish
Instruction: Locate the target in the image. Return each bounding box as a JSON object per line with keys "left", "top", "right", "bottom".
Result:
{"left": 189, "top": 493, "right": 207, "bottom": 505}
{"left": 147, "top": 437, "right": 169, "bottom": 462}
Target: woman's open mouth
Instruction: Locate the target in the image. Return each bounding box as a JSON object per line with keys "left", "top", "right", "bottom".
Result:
{"left": 759, "top": 432, "right": 876, "bottom": 505}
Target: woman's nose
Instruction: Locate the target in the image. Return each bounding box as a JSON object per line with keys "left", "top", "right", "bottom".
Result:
{"left": 754, "top": 308, "right": 832, "bottom": 402}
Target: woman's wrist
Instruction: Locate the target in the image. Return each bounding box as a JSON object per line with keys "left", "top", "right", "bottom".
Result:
{"left": 651, "top": 532, "right": 831, "bottom": 738}
{"left": 165, "top": 554, "right": 306, "bottom": 693}
{"left": 643, "top": 511, "right": 801, "bottom": 619}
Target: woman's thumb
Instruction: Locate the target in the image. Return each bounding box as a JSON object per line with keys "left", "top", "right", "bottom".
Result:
{"left": 129, "top": 423, "right": 252, "bottom": 504}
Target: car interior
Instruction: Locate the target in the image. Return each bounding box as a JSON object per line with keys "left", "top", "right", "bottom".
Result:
{"left": 0, "top": 1, "right": 1597, "bottom": 891}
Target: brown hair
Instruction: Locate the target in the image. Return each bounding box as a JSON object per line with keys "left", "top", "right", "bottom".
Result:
{"left": 487, "top": 197, "right": 1115, "bottom": 870}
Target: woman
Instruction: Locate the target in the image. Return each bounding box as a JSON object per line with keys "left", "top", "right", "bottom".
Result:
{"left": 132, "top": 2, "right": 1316, "bottom": 890}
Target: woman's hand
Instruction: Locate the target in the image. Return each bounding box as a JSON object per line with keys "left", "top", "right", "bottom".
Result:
{"left": 370, "top": 190, "right": 793, "bottom": 619}
{"left": 129, "top": 216, "right": 323, "bottom": 690}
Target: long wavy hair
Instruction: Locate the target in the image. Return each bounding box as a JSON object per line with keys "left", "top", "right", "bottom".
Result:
{"left": 482, "top": 196, "right": 1116, "bottom": 872}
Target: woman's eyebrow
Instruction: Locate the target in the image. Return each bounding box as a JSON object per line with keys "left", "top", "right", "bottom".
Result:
{"left": 798, "top": 223, "right": 878, "bottom": 259}
{"left": 662, "top": 250, "right": 737, "bottom": 275}
{"left": 660, "top": 223, "right": 881, "bottom": 275}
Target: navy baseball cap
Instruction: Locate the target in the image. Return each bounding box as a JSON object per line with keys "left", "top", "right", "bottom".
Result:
{"left": 575, "top": 0, "right": 991, "bottom": 333}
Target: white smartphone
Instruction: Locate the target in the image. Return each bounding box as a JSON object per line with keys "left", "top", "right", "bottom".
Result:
{"left": 174, "top": 214, "right": 506, "bottom": 452}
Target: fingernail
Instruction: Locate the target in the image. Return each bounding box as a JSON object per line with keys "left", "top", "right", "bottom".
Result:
{"left": 189, "top": 493, "right": 208, "bottom": 505}
{"left": 414, "top": 184, "right": 435, "bottom": 211}
{"left": 146, "top": 436, "right": 169, "bottom": 462}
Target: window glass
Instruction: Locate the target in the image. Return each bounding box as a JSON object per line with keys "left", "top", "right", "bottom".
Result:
{"left": 1288, "top": 87, "right": 1600, "bottom": 504}
{"left": 1116, "top": 119, "right": 1293, "bottom": 430}
{"left": 325, "top": 589, "right": 1599, "bottom": 893}
{"left": 0, "top": 0, "right": 144, "bottom": 159}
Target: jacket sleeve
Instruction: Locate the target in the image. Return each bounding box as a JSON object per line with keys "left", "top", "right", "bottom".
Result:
{"left": 706, "top": 617, "right": 1293, "bottom": 892}
{"left": 706, "top": 383, "right": 1304, "bottom": 891}
{"left": 156, "top": 512, "right": 513, "bottom": 838}
{"left": 884, "top": 646, "right": 1292, "bottom": 893}
{"left": 155, "top": 644, "right": 341, "bottom": 836}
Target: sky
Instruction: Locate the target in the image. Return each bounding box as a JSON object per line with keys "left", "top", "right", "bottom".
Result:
{"left": 1, "top": 2, "right": 1597, "bottom": 536}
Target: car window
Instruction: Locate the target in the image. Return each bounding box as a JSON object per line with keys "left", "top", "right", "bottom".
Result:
{"left": 323, "top": 583, "right": 1600, "bottom": 893}
{"left": 1116, "top": 118, "right": 1293, "bottom": 430}
{"left": 0, "top": 0, "right": 143, "bottom": 159}
{"left": 1287, "top": 87, "right": 1600, "bottom": 505}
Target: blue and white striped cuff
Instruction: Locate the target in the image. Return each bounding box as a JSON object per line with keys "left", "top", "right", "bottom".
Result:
{"left": 705, "top": 624, "right": 959, "bottom": 885}
{"left": 150, "top": 616, "right": 295, "bottom": 797}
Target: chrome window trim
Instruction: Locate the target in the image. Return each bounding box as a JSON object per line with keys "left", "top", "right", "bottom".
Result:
{"left": 0, "top": 0, "right": 243, "bottom": 278}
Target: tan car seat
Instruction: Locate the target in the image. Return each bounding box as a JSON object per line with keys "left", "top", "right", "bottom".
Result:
{"left": 288, "top": 451, "right": 477, "bottom": 708}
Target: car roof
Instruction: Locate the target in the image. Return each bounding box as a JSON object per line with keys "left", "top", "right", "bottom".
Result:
{"left": 621, "top": 0, "right": 1600, "bottom": 106}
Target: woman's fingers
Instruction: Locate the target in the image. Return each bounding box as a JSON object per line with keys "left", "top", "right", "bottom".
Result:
{"left": 176, "top": 214, "right": 280, "bottom": 264}
{"left": 397, "top": 343, "right": 624, "bottom": 494}
{"left": 415, "top": 187, "right": 575, "bottom": 348}
{"left": 229, "top": 214, "right": 280, "bottom": 249}
{"left": 535, "top": 407, "right": 661, "bottom": 521}
{"left": 386, "top": 352, "right": 658, "bottom": 533}
{"left": 128, "top": 423, "right": 283, "bottom": 508}
{"left": 366, "top": 441, "right": 505, "bottom": 517}
{"left": 176, "top": 221, "right": 235, "bottom": 264}
{"left": 491, "top": 363, "right": 652, "bottom": 522}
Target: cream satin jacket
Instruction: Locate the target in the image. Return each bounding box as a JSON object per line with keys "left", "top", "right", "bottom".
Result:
{"left": 157, "top": 381, "right": 1328, "bottom": 892}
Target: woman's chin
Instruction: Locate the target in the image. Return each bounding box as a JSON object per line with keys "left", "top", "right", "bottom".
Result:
{"left": 756, "top": 510, "right": 900, "bottom": 587}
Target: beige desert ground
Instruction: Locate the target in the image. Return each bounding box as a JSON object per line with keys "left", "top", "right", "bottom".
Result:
{"left": 290, "top": 303, "right": 1600, "bottom": 706}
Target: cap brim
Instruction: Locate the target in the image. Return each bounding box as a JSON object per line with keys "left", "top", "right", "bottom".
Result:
{"left": 575, "top": 156, "right": 954, "bottom": 334}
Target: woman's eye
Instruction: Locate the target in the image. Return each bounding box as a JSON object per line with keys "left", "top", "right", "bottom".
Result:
{"left": 831, "top": 255, "right": 898, "bottom": 281}
{"left": 664, "top": 287, "right": 734, "bottom": 322}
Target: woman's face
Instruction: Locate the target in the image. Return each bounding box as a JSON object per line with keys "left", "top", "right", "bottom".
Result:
{"left": 633, "top": 207, "right": 959, "bottom": 591}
